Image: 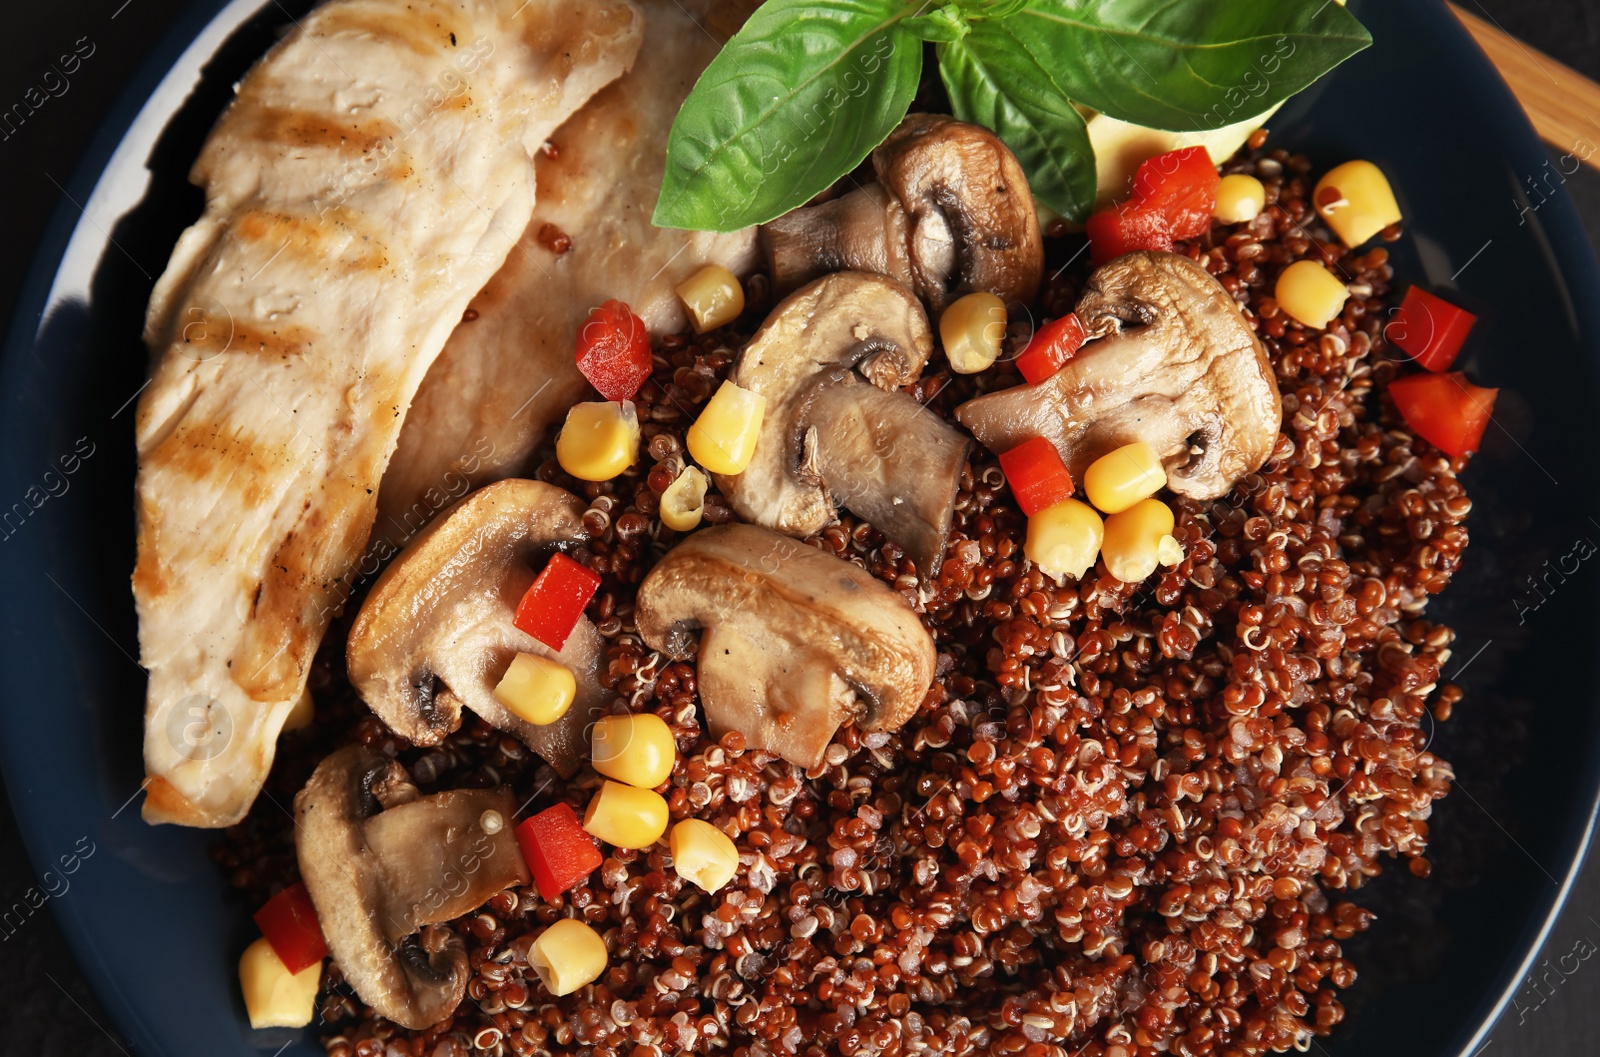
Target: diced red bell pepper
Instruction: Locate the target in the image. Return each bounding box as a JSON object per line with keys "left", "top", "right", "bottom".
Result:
{"left": 1086, "top": 200, "right": 1173, "bottom": 266}
{"left": 515, "top": 803, "right": 603, "bottom": 901}
{"left": 1388, "top": 371, "right": 1498, "bottom": 459}
{"left": 514, "top": 552, "right": 601, "bottom": 651}
{"left": 253, "top": 882, "right": 327, "bottom": 974}
{"left": 1015, "top": 313, "right": 1088, "bottom": 386}
{"left": 998, "top": 437, "right": 1076, "bottom": 517}
{"left": 576, "top": 300, "right": 652, "bottom": 402}
{"left": 1386, "top": 287, "right": 1477, "bottom": 372}
{"left": 1130, "top": 146, "right": 1221, "bottom": 240}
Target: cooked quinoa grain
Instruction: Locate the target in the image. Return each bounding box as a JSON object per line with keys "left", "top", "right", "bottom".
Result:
{"left": 215, "top": 146, "right": 1469, "bottom": 1057}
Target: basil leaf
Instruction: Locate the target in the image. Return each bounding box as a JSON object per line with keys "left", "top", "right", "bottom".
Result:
{"left": 1011, "top": 0, "right": 1372, "bottom": 133}
{"left": 652, "top": 0, "right": 922, "bottom": 232}
{"left": 938, "top": 23, "right": 1096, "bottom": 222}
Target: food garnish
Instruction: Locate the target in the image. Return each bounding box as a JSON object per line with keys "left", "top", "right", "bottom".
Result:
{"left": 513, "top": 803, "right": 603, "bottom": 902}
{"left": 514, "top": 550, "right": 604, "bottom": 654}
{"left": 590, "top": 713, "right": 678, "bottom": 789}
{"left": 1100, "top": 496, "right": 1180, "bottom": 583}
{"left": 1013, "top": 310, "right": 1087, "bottom": 385}
{"left": 1314, "top": 158, "right": 1404, "bottom": 246}
{"left": 1276, "top": 258, "right": 1353, "bottom": 328}
{"left": 675, "top": 264, "right": 748, "bottom": 334}
{"left": 1390, "top": 286, "right": 1478, "bottom": 371}
{"left": 556, "top": 400, "right": 642, "bottom": 482}
{"left": 658, "top": 464, "right": 709, "bottom": 532}
{"left": 1213, "top": 171, "right": 1268, "bottom": 224}
{"left": 1082, "top": 441, "right": 1168, "bottom": 515}
{"left": 939, "top": 291, "right": 1008, "bottom": 375}
{"left": 1086, "top": 145, "right": 1221, "bottom": 263}
{"left": 1022, "top": 496, "right": 1103, "bottom": 583}
{"left": 996, "top": 436, "right": 1075, "bottom": 518}
{"left": 239, "top": 937, "right": 321, "bottom": 1030}
{"left": 654, "top": 0, "right": 1371, "bottom": 229}
{"left": 1388, "top": 371, "right": 1500, "bottom": 458}
{"left": 251, "top": 881, "right": 327, "bottom": 975}
{"left": 526, "top": 919, "right": 609, "bottom": 997}
{"left": 583, "top": 780, "right": 671, "bottom": 849}
{"left": 669, "top": 819, "right": 742, "bottom": 894}
{"left": 686, "top": 379, "right": 767, "bottom": 475}
{"left": 576, "top": 300, "right": 654, "bottom": 402}
{"left": 491, "top": 653, "right": 578, "bottom": 726}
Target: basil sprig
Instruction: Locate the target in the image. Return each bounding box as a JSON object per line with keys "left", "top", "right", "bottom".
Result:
{"left": 654, "top": 0, "right": 1370, "bottom": 231}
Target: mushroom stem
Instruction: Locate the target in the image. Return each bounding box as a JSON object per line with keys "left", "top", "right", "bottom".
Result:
{"left": 761, "top": 185, "right": 911, "bottom": 298}
{"left": 802, "top": 377, "right": 970, "bottom": 577}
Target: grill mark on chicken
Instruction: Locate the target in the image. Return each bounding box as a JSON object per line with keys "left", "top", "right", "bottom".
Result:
{"left": 228, "top": 102, "right": 394, "bottom": 155}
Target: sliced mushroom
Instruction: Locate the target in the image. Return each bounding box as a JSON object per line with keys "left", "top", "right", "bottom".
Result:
{"left": 716, "top": 272, "right": 970, "bottom": 577}
{"left": 761, "top": 114, "right": 1043, "bottom": 311}
{"left": 956, "top": 251, "right": 1282, "bottom": 500}
{"left": 347, "top": 479, "right": 608, "bottom": 777}
{"left": 294, "top": 745, "right": 529, "bottom": 1029}
{"left": 634, "top": 523, "right": 934, "bottom": 768}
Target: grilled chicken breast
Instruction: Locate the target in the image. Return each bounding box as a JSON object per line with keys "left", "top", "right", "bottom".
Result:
{"left": 134, "top": 0, "right": 642, "bottom": 828}
{"left": 376, "top": 0, "right": 758, "bottom": 536}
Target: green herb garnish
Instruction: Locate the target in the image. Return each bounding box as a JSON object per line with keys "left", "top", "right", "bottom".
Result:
{"left": 653, "top": 0, "right": 1370, "bottom": 230}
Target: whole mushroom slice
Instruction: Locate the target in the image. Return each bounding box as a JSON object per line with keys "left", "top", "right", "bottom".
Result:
{"left": 760, "top": 114, "right": 1043, "bottom": 311}
{"left": 956, "top": 251, "right": 1283, "bottom": 500}
{"left": 295, "top": 745, "right": 529, "bottom": 1029}
{"left": 347, "top": 479, "right": 608, "bottom": 777}
{"left": 634, "top": 523, "right": 935, "bottom": 768}
{"left": 717, "top": 272, "right": 971, "bottom": 577}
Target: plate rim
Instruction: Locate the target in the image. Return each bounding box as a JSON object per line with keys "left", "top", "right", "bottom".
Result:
{"left": 3, "top": 0, "right": 1600, "bottom": 1054}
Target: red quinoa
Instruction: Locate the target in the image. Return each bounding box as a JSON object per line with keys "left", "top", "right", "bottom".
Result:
{"left": 215, "top": 144, "right": 1468, "bottom": 1057}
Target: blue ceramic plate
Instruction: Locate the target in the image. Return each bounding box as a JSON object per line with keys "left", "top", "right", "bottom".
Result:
{"left": 4, "top": 0, "right": 1599, "bottom": 1054}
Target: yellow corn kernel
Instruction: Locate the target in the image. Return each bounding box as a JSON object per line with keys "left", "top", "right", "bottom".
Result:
{"left": 1083, "top": 442, "right": 1166, "bottom": 514}
{"left": 659, "top": 465, "right": 708, "bottom": 532}
{"left": 1213, "top": 174, "right": 1266, "bottom": 224}
{"left": 583, "top": 780, "right": 669, "bottom": 849}
{"left": 493, "top": 653, "right": 576, "bottom": 726}
{"left": 939, "top": 292, "right": 1008, "bottom": 374}
{"left": 688, "top": 380, "right": 765, "bottom": 475}
{"left": 1157, "top": 533, "right": 1185, "bottom": 568}
{"left": 676, "top": 265, "right": 745, "bottom": 334}
{"left": 239, "top": 937, "right": 321, "bottom": 1029}
{"left": 1025, "top": 498, "right": 1104, "bottom": 583}
{"left": 591, "top": 713, "right": 676, "bottom": 789}
{"left": 528, "top": 918, "right": 608, "bottom": 997}
{"left": 670, "top": 819, "right": 741, "bottom": 894}
{"left": 1101, "top": 498, "right": 1176, "bottom": 583}
{"left": 1275, "top": 260, "right": 1349, "bottom": 329}
{"left": 1314, "top": 160, "right": 1401, "bottom": 247}
{"left": 557, "top": 401, "right": 639, "bottom": 482}
{"left": 281, "top": 688, "right": 314, "bottom": 733}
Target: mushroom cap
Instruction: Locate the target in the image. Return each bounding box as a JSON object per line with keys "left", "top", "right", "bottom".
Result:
{"left": 759, "top": 116, "right": 1043, "bottom": 312}
{"left": 718, "top": 271, "right": 931, "bottom": 537}
{"left": 294, "top": 745, "right": 529, "bottom": 1029}
{"left": 634, "top": 524, "right": 935, "bottom": 768}
{"left": 872, "top": 114, "right": 1043, "bottom": 311}
{"left": 955, "top": 251, "right": 1282, "bottom": 500}
{"left": 347, "top": 479, "right": 608, "bottom": 777}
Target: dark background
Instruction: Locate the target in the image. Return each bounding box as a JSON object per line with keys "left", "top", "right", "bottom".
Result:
{"left": 1, "top": 1, "right": 1598, "bottom": 1055}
